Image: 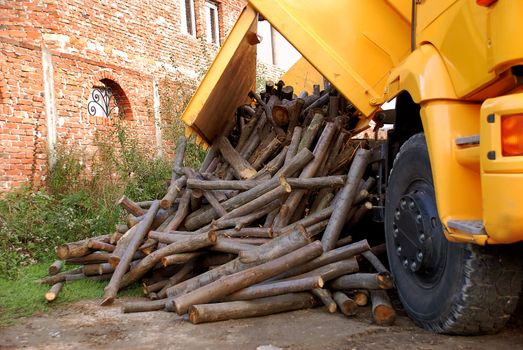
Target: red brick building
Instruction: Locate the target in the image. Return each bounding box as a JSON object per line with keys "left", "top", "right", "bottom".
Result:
{"left": 0, "top": 0, "right": 246, "bottom": 191}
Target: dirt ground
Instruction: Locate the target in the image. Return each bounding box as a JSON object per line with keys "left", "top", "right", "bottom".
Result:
{"left": 1, "top": 297, "right": 523, "bottom": 350}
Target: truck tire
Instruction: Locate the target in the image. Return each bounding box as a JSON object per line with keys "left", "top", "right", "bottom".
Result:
{"left": 385, "top": 133, "right": 522, "bottom": 334}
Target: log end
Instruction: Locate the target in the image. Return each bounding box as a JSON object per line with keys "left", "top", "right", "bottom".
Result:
{"left": 377, "top": 272, "right": 394, "bottom": 289}
{"left": 373, "top": 305, "right": 396, "bottom": 326}
{"left": 45, "top": 292, "right": 57, "bottom": 302}
{"left": 317, "top": 277, "right": 325, "bottom": 289}
{"left": 159, "top": 199, "right": 172, "bottom": 210}
{"left": 188, "top": 306, "right": 200, "bottom": 324}
{"left": 327, "top": 302, "right": 337, "bottom": 314}
{"left": 108, "top": 255, "right": 120, "bottom": 269}
{"left": 340, "top": 299, "right": 358, "bottom": 317}
{"left": 100, "top": 296, "right": 115, "bottom": 306}
{"left": 353, "top": 291, "right": 369, "bottom": 306}
{"left": 208, "top": 231, "right": 217, "bottom": 244}
{"left": 55, "top": 246, "right": 69, "bottom": 260}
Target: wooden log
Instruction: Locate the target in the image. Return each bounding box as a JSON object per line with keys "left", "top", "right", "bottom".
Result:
{"left": 101, "top": 201, "right": 160, "bottom": 306}
{"left": 252, "top": 145, "right": 287, "bottom": 180}
{"left": 118, "top": 231, "right": 216, "bottom": 289}
{"left": 211, "top": 200, "right": 282, "bottom": 231}
{"left": 311, "top": 288, "right": 337, "bottom": 313}
{"left": 301, "top": 93, "right": 329, "bottom": 117}
{"left": 98, "top": 262, "right": 115, "bottom": 275}
{"left": 298, "top": 113, "right": 324, "bottom": 152}
{"left": 48, "top": 260, "right": 63, "bottom": 276}
{"left": 87, "top": 240, "right": 115, "bottom": 253}
{"left": 248, "top": 91, "right": 285, "bottom": 138}
{"left": 285, "top": 126, "right": 302, "bottom": 165}
{"left": 330, "top": 272, "right": 394, "bottom": 290}
{"left": 39, "top": 267, "right": 83, "bottom": 285}
{"left": 309, "top": 191, "right": 334, "bottom": 213}
{"left": 216, "top": 136, "right": 257, "bottom": 180}
{"left": 335, "top": 235, "right": 353, "bottom": 248}
{"left": 223, "top": 276, "right": 323, "bottom": 301}
{"left": 136, "top": 200, "right": 154, "bottom": 209}
{"left": 285, "top": 258, "right": 359, "bottom": 283}
{"left": 160, "top": 175, "right": 187, "bottom": 209}
{"left": 55, "top": 234, "right": 110, "bottom": 260}
{"left": 189, "top": 292, "right": 316, "bottom": 324}
{"left": 238, "top": 225, "right": 310, "bottom": 264}
{"left": 281, "top": 85, "right": 294, "bottom": 100}
{"left": 156, "top": 260, "right": 197, "bottom": 299}
{"left": 171, "top": 241, "right": 324, "bottom": 315}
{"left": 161, "top": 252, "right": 204, "bottom": 267}
{"left": 184, "top": 148, "right": 313, "bottom": 230}
{"left": 371, "top": 243, "right": 387, "bottom": 256}
{"left": 274, "top": 122, "right": 337, "bottom": 228}
{"left": 353, "top": 289, "right": 369, "bottom": 306}
{"left": 209, "top": 238, "right": 256, "bottom": 254}
{"left": 45, "top": 282, "right": 64, "bottom": 302}
{"left": 361, "top": 250, "right": 389, "bottom": 274}
{"left": 333, "top": 291, "right": 358, "bottom": 316}
{"left": 165, "top": 225, "right": 319, "bottom": 299}
{"left": 199, "top": 143, "right": 219, "bottom": 173}
{"left": 216, "top": 227, "right": 273, "bottom": 239}
{"left": 287, "top": 98, "right": 304, "bottom": 132}
{"left": 117, "top": 195, "right": 145, "bottom": 217}
{"left": 107, "top": 250, "right": 145, "bottom": 269}
{"left": 345, "top": 202, "right": 373, "bottom": 228}
{"left": 115, "top": 224, "right": 129, "bottom": 234}
{"left": 274, "top": 240, "right": 369, "bottom": 280}
{"left": 225, "top": 237, "right": 270, "bottom": 245}
{"left": 324, "top": 129, "right": 347, "bottom": 175}
{"left": 252, "top": 138, "right": 282, "bottom": 170}
{"left": 371, "top": 290, "right": 396, "bottom": 326}
{"left": 64, "top": 273, "right": 112, "bottom": 282}
{"left": 328, "top": 95, "right": 339, "bottom": 119}
{"left": 65, "top": 252, "right": 110, "bottom": 265}
{"left": 121, "top": 298, "right": 167, "bottom": 313}
{"left": 164, "top": 190, "right": 191, "bottom": 232}
{"left": 187, "top": 176, "right": 344, "bottom": 191}
{"left": 278, "top": 206, "right": 334, "bottom": 236}
{"left": 83, "top": 263, "right": 105, "bottom": 276}
{"left": 198, "top": 253, "right": 236, "bottom": 268}
{"left": 321, "top": 148, "right": 371, "bottom": 251}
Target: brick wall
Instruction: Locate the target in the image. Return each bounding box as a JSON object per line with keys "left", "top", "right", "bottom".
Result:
{"left": 0, "top": 0, "right": 246, "bottom": 191}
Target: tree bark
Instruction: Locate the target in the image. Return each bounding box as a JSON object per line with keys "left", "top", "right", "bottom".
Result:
{"left": 39, "top": 267, "right": 83, "bottom": 285}
{"left": 361, "top": 250, "right": 389, "bottom": 274}
{"left": 65, "top": 252, "right": 110, "bottom": 265}
{"left": 171, "top": 241, "right": 323, "bottom": 315}
{"left": 189, "top": 292, "right": 316, "bottom": 324}
{"left": 161, "top": 252, "right": 204, "bottom": 267}
{"left": 298, "top": 113, "right": 324, "bottom": 152}
{"left": 252, "top": 138, "right": 282, "bottom": 170}
{"left": 285, "top": 258, "right": 359, "bottom": 283}
{"left": 101, "top": 200, "right": 160, "bottom": 306}
{"left": 160, "top": 175, "right": 187, "bottom": 209}
{"left": 87, "top": 240, "right": 115, "bottom": 253}
{"left": 216, "top": 136, "right": 257, "bottom": 180}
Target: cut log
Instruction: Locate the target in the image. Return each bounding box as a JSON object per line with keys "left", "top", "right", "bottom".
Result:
{"left": 274, "top": 240, "right": 369, "bottom": 280}
{"left": 121, "top": 299, "right": 167, "bottom": 313}
{"left": 311, "top": 288, "right": 337, "bottom": 313}
{"left": 65, "top": 252, "right": 110, "bottom": 265}
{"left": 45, "top": 282, "right": 64, "bottom": 302}
{"left": 216, "top": 227, "right": 273, "bottom": 239}
{"left": 209, "top": 238, "right": 256, "bottom": 254}
{"left": 160, "top": 175, "right": 187, "bottom": 209}
{"left": 55, "top": 234, "right": 110, "bottom": 260}
{"left": 361, "top": 250, "right": 389, "bottom": 274}
{"left": 102, "top": 200, "right": 160, "bottom": 306}
{"left": 161, "top": 252, "right": 204, "bottom": 267}
{"left": 117, "top": 195, "right": 145, "bottom": 217}
{"left": 329, "top": 272, "right": 394, "bottom": 290}
{"left": 285, "top": 258, "right": 359, "bottom": 283}
{"left": 251, "top": 138, "right": 282, "bottom": 170}
{"left": 39, "top": 267, "right": 83, "bottom": 285}
{"left": 166, "top": 215, "right": 324, "bottom": 300}
{"left": 48, "top": 260, "right": 63, "bottom": 276}
{"left": 353, "top": 289, "right": 369, "bottom": 306}
{"left": 189, "top": 293, "right": 316, "bottom": 324}
{"left": 171, "top": 241, "right": 323, "bottom": 315}
{"left": 321, "top": 148, "right": 371, "bottom": 251}
{"left": 332, "top": 291, "right": 358, "bottom": 316}
{"left": 371, "top": 290, "right": 396, "bottom": 326}
{"left": 224, "top": 276, "right": 323, "bottom": 301}
{"left": 164, "top": 190, "right": 191, "bottom": 232}
{"left": 298, "top": 113, "right": 324, "bottom": 152}
{"left": 118, "top": 231, "right": 216, "bottom": 289}
{"left": 284, "top": 126, "right": 302, "bottom": 166}
{"left": 216, "top": 136, "right": 257, "bottom": 180}
{"left": 156, "top": 260, "right": 197, "bottom": 299}
{"left": 87, "top": 240, "right": 115, "bottom": 253}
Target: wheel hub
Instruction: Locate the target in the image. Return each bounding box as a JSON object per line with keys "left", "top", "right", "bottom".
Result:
{"left": 392, "top": 189, "right": 439, "bottom": 273}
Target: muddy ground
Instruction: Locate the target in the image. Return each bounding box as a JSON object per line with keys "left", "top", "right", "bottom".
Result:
{"left": 1, "top": 296, "right": 522, "bottom": 350}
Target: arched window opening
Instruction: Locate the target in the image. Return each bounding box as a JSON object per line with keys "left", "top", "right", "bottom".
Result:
{"left": 87, "top": 78, "right": 132, "bottom": 120}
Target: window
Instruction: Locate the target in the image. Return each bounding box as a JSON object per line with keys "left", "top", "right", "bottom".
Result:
{"left": 88, "top": 85, "right": 118, "bottom": 118}
{"left": 205, "top": 1, "right": 220, "bottom": 45}
{"left": 180, "top": 0, "right": 196, "bottom": 36}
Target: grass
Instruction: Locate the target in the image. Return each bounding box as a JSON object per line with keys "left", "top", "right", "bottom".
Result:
{"left": 0, "top": 260, "right": 142, "bottom": 327}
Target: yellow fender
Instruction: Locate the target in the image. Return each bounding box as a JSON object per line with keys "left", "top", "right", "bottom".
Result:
{"left": 387, "top": 45, "right": 486, "bottom": 244}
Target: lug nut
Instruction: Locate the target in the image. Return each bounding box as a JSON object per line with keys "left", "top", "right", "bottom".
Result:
{"left": 410, "top": 261, "right": 417, "bottom": 271}
{"left": 409, "top": 201, "right": 415, "bottom": 210}
{"left": 400, "top": 199, "right": 407, "bottom": 210}
{"left": 416, "top": 214, "right": 422, "bottom": 224}
{"left": 419, "top": 234, "right": 426, "bottom": 242}
{"left": 417, "top": 251, "right": 423, "bottom": 261}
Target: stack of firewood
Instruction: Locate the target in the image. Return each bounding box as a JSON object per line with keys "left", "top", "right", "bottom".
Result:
{"left": 40, "top": 81, "right": 395, "bottom": 326}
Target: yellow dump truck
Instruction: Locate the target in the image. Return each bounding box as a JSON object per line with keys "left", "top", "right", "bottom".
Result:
{"left": 180, "top": 0, "right": 523, "bottom": 334}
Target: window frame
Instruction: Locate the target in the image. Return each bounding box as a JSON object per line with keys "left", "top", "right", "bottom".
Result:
{"left": 204, "top": 1, "right": 220, "bottom": 45}
{"left": 180, "top": 0, "right": 196, "bottom": 37}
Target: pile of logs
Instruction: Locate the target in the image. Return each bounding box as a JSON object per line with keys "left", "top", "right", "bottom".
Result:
{"left": 40, "top": 81, "right": 395, "bottom": 326}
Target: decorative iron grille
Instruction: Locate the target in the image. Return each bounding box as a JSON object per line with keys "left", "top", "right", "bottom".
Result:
{"left": 88, "top": 86, "right": 119, "bottom": 118}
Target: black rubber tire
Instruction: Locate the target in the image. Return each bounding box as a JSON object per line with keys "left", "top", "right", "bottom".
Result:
{"left": 385, "top": 133, "right": 523, "bottom": 334}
